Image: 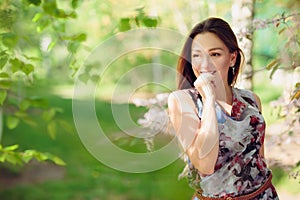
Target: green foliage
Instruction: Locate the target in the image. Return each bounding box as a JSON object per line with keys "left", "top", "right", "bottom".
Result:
{"left": 0, "top": 1, "right": 298, "bottom": 197}
{"left": 1, "top": 96, "right": 298, "bottom": 199}
{"left": 0, "top": 0, "right": 87, "bottom": 167}
{"left": 26, "top": 0, "right": 42, "bottom": 6}
{"left": 119, "top": 18, "right": 131, "bottom": 32}
{"left": 263, "top": 12, "right": 300, "bottom": 78}
{"left": 1, "top": 32, "right": 19, "bottom": 49}
{"left": 0, "top": 90, "right": 7, "bottom": 105}
{"left": 0, "top": 144, "right": 65, "bottom": 166}
{"left": 118, "top": 7, "right": 160, "bottom": 32}
{"left": 42, "top": 0, "right": 76, "bottom": 18}
{"left": 6, "top": 116, "right": 19, "bottom": 129}
{"left": 71, "top": 0, "right": 83, "bottom": 9}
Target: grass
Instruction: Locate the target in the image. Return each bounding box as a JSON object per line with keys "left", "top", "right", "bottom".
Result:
{"left": 0, "top": 78, "right": 299, "bottom": 200}
{"left": 0, "top": 82, "right": 193, "bottom": 200}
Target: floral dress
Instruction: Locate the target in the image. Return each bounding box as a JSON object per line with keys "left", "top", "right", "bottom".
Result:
{"left": 187, "top": 87, "right": 279, "bottom": 199}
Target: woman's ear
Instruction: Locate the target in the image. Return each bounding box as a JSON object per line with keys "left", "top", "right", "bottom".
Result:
{"left": 230, "top": 51, "right": 238, "bottom": 66}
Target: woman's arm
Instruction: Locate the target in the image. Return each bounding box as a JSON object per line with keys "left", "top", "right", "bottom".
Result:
{"left": 168, "top": 90, "right": 219, "bottom": 175}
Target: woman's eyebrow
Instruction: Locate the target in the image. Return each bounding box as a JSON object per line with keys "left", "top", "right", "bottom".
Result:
{"left": 191, "top": 47, "right": 224, "bottom": 52}
{"left": 208, "top": 47, "right": 224, "bottom": 51}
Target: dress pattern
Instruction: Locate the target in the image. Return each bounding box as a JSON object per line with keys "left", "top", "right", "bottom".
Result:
{"left": 187, "top": 87, "right": 279, "bottom": 200}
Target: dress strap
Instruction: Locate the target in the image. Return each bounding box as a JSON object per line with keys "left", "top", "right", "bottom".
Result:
{"left": 234, "top": 88, "right": 259, "bottom": 109}
{"left": 186, "top": 88, "right": 203, "bottom": 119}
{"left": 187, "top": 88, "right": 201, "bottom": 105}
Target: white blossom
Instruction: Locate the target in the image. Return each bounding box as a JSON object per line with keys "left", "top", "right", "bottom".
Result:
{"left": 132, "top": 93, "right": 172, "bottom": 151}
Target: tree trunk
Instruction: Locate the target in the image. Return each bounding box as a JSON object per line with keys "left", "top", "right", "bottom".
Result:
{"left": 231, "top": 0, "right": 255, "bottom": 90}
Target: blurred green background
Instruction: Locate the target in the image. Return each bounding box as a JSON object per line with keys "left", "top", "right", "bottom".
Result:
{"left": 0, "top": 0, "right": 299, "bottom": 199}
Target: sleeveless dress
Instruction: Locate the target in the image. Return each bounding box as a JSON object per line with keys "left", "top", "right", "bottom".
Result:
{"left": 186, "top": 87, "right": 279, "bottom": 199}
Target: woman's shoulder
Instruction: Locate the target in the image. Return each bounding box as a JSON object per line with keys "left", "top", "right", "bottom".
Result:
{"left": 234, "top": 88, "right": 261, "bottom": 110}
{"left": 169, "top": 88, "right": 199, "bottom": 102}
{"left": 168, "top": 88, "right": 198, "bottom": 111}
{"left": 234, "top": 87, "right": 254, "bottom": 97}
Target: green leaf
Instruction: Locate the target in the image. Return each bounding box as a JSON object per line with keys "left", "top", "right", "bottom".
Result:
{"left": 23, "top": 55, "right": 41, "bottom": 61}
{"left": 47, "top": 40, "right": 57, "bottom": 51}
{"left": 58, "top": 119, "right": 74, "bottom": 133}
{"left": 22, "top": 117, "right": 38, "bottom": 127}
{"left": 42, "top": 0, "right": 58, "bottom": 16}
{"left": 21, "top": 63, "right": 34, "bottom": 75}
{"left": 1, "top": 146, "right": 66, "bottom": 166}
{"left": 10, "top": 59, "right": 34, "bottom": 75}
{"left": 0, "top": 8, "right": 16, "bottom": 30}
{"left": 19, "top": 99, "right": 31, "bottom": 111}
{"left": 22, "top": 150, "right": 36, "bottom": 163}
{"left": 27, "top": 0, "right": 42, "bottom": 6}
{"left": 78, "top": 72, "right": 89, "bottom": 84}
{"left": 14, "top": 110, "right": 28, "bottom": 118}
{"left": 47, "top": 120, "right": 57, "bottom": 139}
{"left": 0, "top": 55, "right": 8, "bottom": 69}
{"left": 36, "top": 16, "right": 50, "bottom": 32}
{"left": 72, "top": 33, "right": 86, "bottom": 42}
{"left": 4, "top": 144, "right": 19, "bottom": 151}
{"left": 0, "top": 154, "right": 5, "bottom": 162}
{"left": 51, "top": 155, "right": 66, "bottom": 166}
{"left": 90, "top": 75, "right": 100, "bottom": 83}
{"left": 142, "top": 17, "right": 158, "bottom": 28}
{"left": 5, "top": 153, "right": 22, "bottom": 165}
{"left": 0, "top": 90, "right": 7, "bottom": 105}
{"left": 1, "top": 32, "right": 18, "bottom": 48}
{"left": 32, "top": 13, "right": 42, "bottom": 23}
{"left": 0, "top": 51, "right": 6, "bottom": 57}
{"left": 119, "top": 18, "right": 131, "bottom": 32}
{"left": 0, "top": 79, "right": 12, "bottom": 89}
{"left": 6, "top": 116, "right": 20, "bottom": 129}
{"left": 42, "top": 152, "right": 66, "bottom": 165}
{"left": 42, "top": 108, "right": 56, "bottom": 121}
{"left": 10, "top": 58, "right": 23, "bottom": 72}
{"left": 28, "top": 96, "right": 48, "bottom": 108}
{"left": 56, "top": 9, "right": 68, "bottom": 18}
{"left": 0, "top": 72, "right": 9, "bottom": 78}
{"left": 63, "top": 33, "right": 86, "bottom": 42}
{"left": 67, "top": 41, "right": 80, "bottom": 54}
{"left": 56, "top": 10, "right": 76, "bottom": 18}
{"left": 71, "top": 0, "right": 82, "bottom": 9}
{"left": 35, "top": 152, "right": 48, "bottom": 161}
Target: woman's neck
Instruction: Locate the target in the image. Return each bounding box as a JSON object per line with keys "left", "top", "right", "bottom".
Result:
{"left": 225, "top": 85, "right": 233, "bottom": 105}
{"left": 215, "top": 85, "right": 233, "bottom": 115}
{"left": 215, "top": 83, "right": 233, "bottom": 104}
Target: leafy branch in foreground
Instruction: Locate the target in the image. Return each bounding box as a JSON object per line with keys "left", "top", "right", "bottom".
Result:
{"left": 0, "top": 144, "right": 65, "bottom": 166}
{"left": 0, "top": 0, "right": 81, "bottom": 166}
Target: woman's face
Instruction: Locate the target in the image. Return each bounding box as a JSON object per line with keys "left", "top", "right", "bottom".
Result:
{"left": 191, "top": 32, "right": 237, "bottom": 84}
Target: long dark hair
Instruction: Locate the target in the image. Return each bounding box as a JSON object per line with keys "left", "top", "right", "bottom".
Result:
{"left": 177, "top": 17, "right": 244, "bottom": 89}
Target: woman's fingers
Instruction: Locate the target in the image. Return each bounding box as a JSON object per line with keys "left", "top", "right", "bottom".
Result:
{"left": 194, "top": 73, "right": 216, "bottom": 99}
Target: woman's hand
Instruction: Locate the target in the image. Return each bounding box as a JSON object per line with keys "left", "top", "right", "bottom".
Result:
{"left": 194, "top": 72, "right": 216, "bottom": 101}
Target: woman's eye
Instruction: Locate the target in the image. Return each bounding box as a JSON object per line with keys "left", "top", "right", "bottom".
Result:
{"left": 210, "top": 53, "right": 220, "bottom": 57}
{"left": 192, "top": 54, "right": 199, "bottom": 58}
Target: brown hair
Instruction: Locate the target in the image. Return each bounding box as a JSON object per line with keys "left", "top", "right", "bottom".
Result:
{"left": 177, "top": 17, "right": 244, "bottom": 89}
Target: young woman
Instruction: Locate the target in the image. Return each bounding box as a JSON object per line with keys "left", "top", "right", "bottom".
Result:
{"left": 168, "top": 17, "right": 279, "bottom": 199}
